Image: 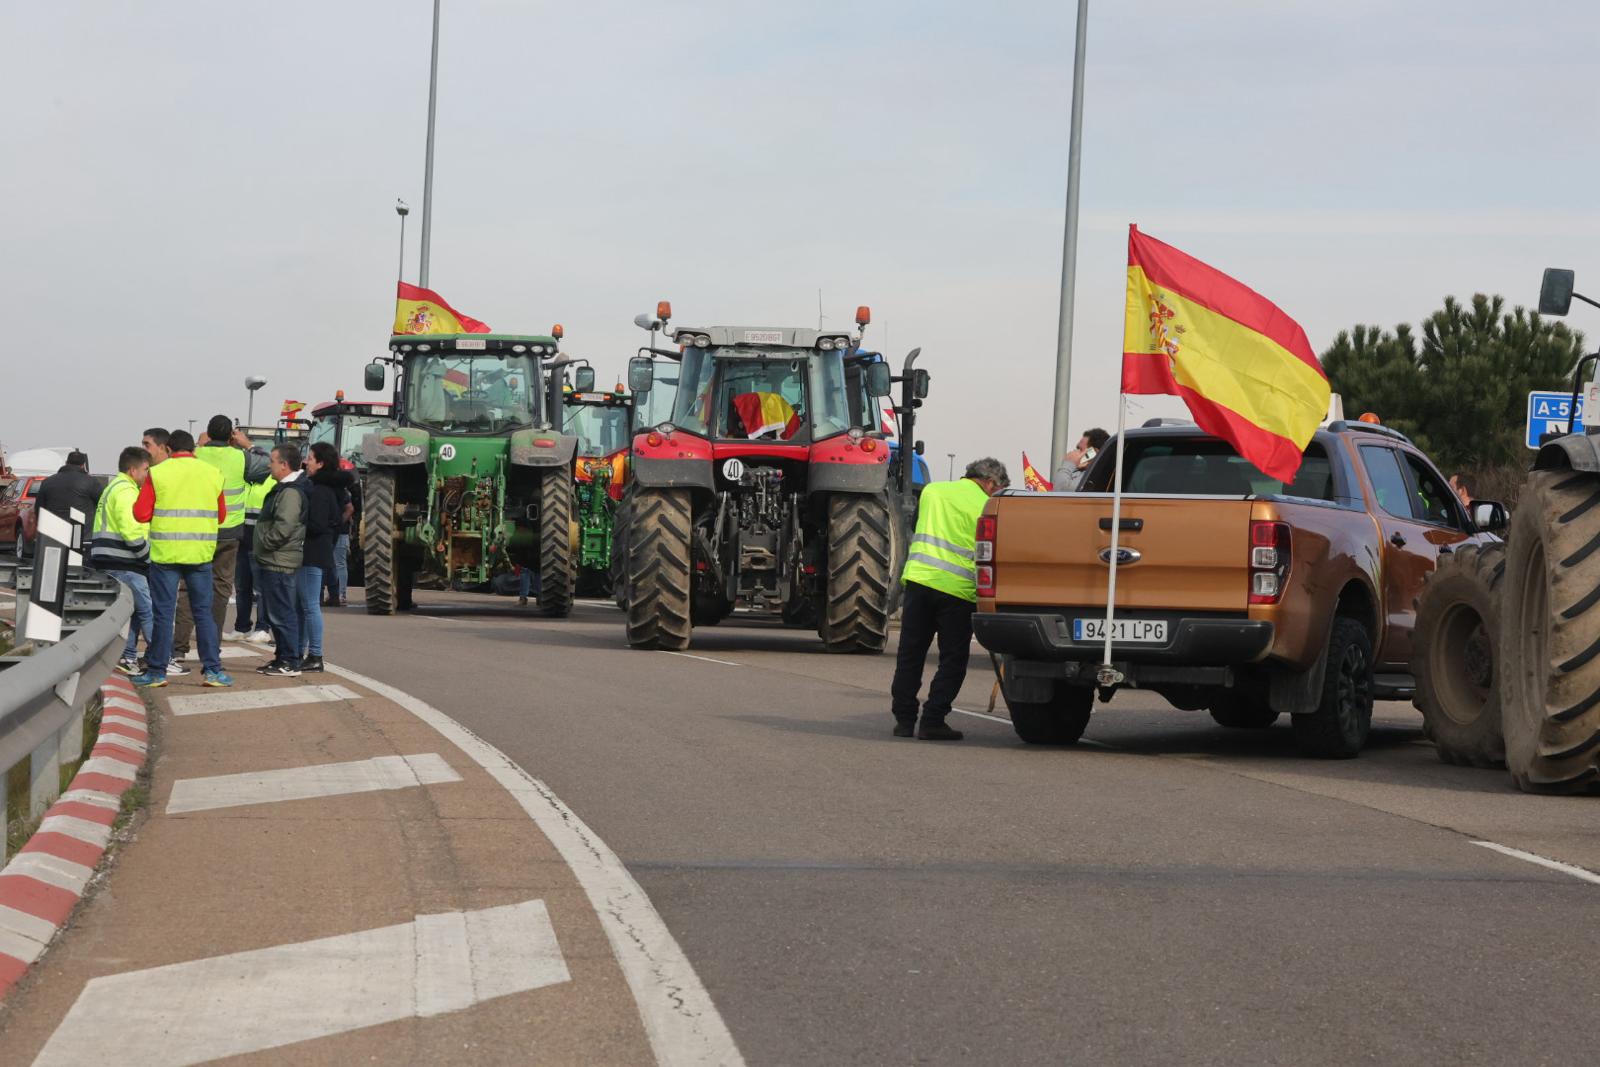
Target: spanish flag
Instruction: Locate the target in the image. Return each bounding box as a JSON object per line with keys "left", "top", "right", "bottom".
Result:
{"left": 280, "top": 399, "right": 305, "bottom": 419}
{"left": 1121, "top": 226, "right": 1329, "bottom": 482}
{"left": 393, "top": 281, "right": 491, "bottom": 336}
{"left": 733, "top": 391, "right": 801, "bottom": 439}
{"left": 1021, "top": 453, "right": 1053, "bottom": 492}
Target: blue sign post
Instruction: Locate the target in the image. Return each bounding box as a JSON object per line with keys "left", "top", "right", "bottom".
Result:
{"left": 1527, "top": 391, "right": 1583, "bottom": 449}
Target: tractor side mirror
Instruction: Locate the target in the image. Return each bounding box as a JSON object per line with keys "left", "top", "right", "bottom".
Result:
{"left": 628, "top": 356, "right": 654, "bottom": 394}
{"left": 911, "top": 368, "right": 931, "bottom": 400}
{"left": 1540, "top": 268, "right": 1576, "bottom": 316}
{"left": 364, "top": 363, "right": 386, "bottom": 392}
{"left": 1472, "top": 500, "right": 1509, "bottom": 533}
{"left": 865, "top": 362, "right": 892, "bottom": 398}
{"left": 914, "top": 440, "right": 926, "bottom": 456}
{"left": 573, "top": 366, "right": 596, "bottom": 393}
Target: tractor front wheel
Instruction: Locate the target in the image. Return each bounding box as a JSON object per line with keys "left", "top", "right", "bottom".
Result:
{"left": 538, "top": 468, "right": 576, "bottom": 617}
{"left": 624, "top": 489, "right": 694, "bottom": 650}
{"left": 818, "top": 492, "right": 894, "bottom": 654}
{"left": 362, "top": 468, "right": 397, "bottom": 615}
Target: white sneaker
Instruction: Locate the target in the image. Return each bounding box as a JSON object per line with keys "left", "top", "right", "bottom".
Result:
{"left": 166, "top": 659, "right": 191, "bottom": 676}
{"left": 246, "top": 629, "right": 274, "bottom": 645}
{"left": 224, "top": 629, "right": 251, "bottom": 642}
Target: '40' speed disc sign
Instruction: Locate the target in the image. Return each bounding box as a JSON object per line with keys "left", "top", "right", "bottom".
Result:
{"left": 721, "top": 458, "right": 745, "bottom": 481}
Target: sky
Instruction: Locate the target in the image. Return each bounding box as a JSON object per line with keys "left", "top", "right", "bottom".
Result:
{"left": 5, "top": 0, "right": 1600, "bottom": 479}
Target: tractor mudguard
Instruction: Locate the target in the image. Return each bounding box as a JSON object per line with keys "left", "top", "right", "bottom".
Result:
{"left": 1534, "top": 432, "right": 1600, "bottom": 472}
{"left": 632, "top": 456, "right": 714, "bottom": 490}
{"left": 808, "top": 434, "right": 891, "bottom": 494}
{"left": 509, "top": 429, "right": 578, "bottom": 468}
{"left": 363, "top": 427, "right": 430, "bottom": 467}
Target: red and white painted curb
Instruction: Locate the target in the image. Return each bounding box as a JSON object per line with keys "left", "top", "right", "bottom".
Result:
{"left": 0, "top": 675, "right": 146, "bottom": 999}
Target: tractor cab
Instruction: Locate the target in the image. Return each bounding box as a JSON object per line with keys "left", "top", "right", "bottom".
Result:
{"left": 373, "top": 334, "right": 563, "bottom": 435}
{"left": 308, "top": 393, "right": 393, "bottom": 472}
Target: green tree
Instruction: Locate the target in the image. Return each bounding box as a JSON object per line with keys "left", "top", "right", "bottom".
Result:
{"left": 1322, "top": 294, "right": 1586, "bottom": 473}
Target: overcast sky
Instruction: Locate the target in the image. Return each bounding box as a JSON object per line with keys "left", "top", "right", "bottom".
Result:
{"left": 6, "top": 1, "right": 1599, "bottom": 478}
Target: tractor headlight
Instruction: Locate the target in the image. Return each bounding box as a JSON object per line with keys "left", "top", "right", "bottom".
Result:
{"left": 657, "top": 422, "right": 675, "bottom": 435}
{"left": 694, "top": 334, "right": 711, "bottom": 347}
{"left": 511, "top": 344, "right": 527, "bottom": 353}
{"left": 818, "top": 339, "right": 835, "bottom": 351}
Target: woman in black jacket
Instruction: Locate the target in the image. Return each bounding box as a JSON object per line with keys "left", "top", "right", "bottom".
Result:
{"left": 297, "top": 442, "right": 345, "bottom": 672}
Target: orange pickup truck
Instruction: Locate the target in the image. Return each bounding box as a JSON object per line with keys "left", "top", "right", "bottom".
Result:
{"left": 971, "top": 420, "right": 1506, "bottom": 757}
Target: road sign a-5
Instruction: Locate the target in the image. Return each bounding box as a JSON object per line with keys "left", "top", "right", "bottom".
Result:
{"left": 1527, "top": 390, "right": 1584, "bottom": 449}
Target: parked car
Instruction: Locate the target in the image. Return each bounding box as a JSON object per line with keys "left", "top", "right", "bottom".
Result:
{"left": 0, "top": 474, "right": 46, "bottom": 557}
{"left": 971, "top": 420, "right": 1507, "bottom": 758}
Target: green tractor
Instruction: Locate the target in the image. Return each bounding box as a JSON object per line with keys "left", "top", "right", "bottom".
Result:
{"left": 562, "top": 380, "right": 634, "bottom": 597}
{"left": 359, "top": 332, "right": 584, "bottom": 617}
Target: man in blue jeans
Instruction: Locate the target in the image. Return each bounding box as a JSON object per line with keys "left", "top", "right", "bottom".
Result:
{"left": 89, "top": 446, "right": 154, "bottom": 673}
{"left": 253, "top": 443, "right": 308, "bottom": 677}
{"left": 128, "top": 429, "right": 232, "bottom": 688}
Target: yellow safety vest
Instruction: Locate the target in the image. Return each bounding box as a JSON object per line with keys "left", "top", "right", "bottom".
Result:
{"left": 197, "top": 444, "right": 247, "bottom": 530}
{"left": 148, "top": 456, "right": 223, "bottom": 565}
{"left": 244, "top": 477, "right": 275, "bottom": 526}
{"left": 901, "top": 478, "right": 989, "bottom": 602}
{"left": 89, "top": 473, "right": 149, "bottom": 568}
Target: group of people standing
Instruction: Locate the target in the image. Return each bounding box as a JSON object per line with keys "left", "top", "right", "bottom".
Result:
{"left": 79, "top": 417, "right": 354, "bottom": 687}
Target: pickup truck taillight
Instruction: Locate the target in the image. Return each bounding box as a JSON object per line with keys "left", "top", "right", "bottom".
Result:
{"left": 1248, "top": 520, "right": 1291, "bottom": 605}
{"left": 975, "top": 514, "right": 997, "bottom": 597}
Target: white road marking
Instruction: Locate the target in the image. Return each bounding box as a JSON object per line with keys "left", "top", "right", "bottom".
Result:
{"left": 951, "top": 706, "right": 1116, "bottom": 748}
{"left": 657, "top": 650, "right": 742, "bottom": 667}
{"left": 32, "top": 899, "right": 570, "bottom": 1067}
{"left": 166, "top": 753, "right": 460, "bottom": 814}
{"left": 165, "top": 683, "right": 361, "bottom": 717}
{"left": 327, "top": 662, "right": 745, "bottom": 1067}
{"left": 181, "top": 646, "right": 267, "bottom": 661}
{"left": 1472, "top": 841, "right": 1600, "bottom": 886}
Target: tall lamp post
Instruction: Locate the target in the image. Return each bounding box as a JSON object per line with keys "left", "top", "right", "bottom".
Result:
{"left": 419, "top": 0, "right": 442, "bottom": 288}
{"left": 395, "top": 200, "right": 410, "bottom": 283}
{"left": 1048, "top": 0, "right": 1091, "bottom": 472}
{"left": 245, "top": 376, "right": 267, "bottom": 428}
{"left": 947, "top": 452, "right": 956, "bottom": 481}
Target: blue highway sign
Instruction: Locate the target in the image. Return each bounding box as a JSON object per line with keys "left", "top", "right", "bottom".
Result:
{"left": 1527, "top": 390, "right": 1583, "bottom": 449}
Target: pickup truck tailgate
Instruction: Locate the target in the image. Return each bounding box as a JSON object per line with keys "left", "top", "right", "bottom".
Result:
{"left": 989, "top": 494, "right": 1253, "bottom": 612}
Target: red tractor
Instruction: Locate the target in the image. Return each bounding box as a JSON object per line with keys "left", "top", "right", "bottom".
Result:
{"left": 617, "top": 301, "right": 927, "bottom": 653}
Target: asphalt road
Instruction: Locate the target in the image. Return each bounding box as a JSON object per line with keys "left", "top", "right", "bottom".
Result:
{"left": 328, "top": 591, "right": 1600, "bottom": 1065}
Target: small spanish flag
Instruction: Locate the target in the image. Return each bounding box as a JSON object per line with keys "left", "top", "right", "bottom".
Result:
{"left": 1021, "top": 453, "right": 1053, "bottom": 492}
{"left": 393, "top": 281, "right": 491, "bottom": 336}
{"left": 280, "top": 399, "right": 305, "bottom": 419}
{"left": 1121, "top": 226, "right": 1329, "bottom": 481}
{"left": 733, "top": 392, "right": 801, "bottom": 439}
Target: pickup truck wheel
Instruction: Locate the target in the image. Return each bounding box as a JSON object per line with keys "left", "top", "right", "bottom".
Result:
{"left": 1208, "top": 699, "right": 1279, "bottom": 729}
{"left": 1499, "top": 470, "right": 1600, "bottom": 794}
{"left": 1006, "top": 684, "right": 1094, "bottom": 745}
{"left": 1291, "top": 617, "right": 1374, "bottom": 759}
{"left": 1412, "top": 543, "right": 1505, "bottom": 767}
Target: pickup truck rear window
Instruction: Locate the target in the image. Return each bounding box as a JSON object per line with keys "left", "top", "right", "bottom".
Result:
{"left": 1109, "top": 439, "right": 1334, "bottom": 501}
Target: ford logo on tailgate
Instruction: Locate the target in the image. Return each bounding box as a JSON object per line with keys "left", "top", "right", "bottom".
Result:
{"left": 1098, "top": 547, "right": 1142, "bottom": 566}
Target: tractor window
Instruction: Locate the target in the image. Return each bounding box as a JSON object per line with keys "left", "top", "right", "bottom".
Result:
{"left": 337, "top": 416, "right": 387, "bottom": 466}
{"left": 308, "top": 419, "right": 336, "bottom": 449}
{"left": 635, "top": 364, "right": 680, "bottom": 429}
{"left": 565, "top": 404, "right": 631, "bottom": 457}
{"left": 670, "top": 348, "right": 718, "bottom": 435}
{"left": 716, "top": 358, "right": 809, "bottom": 441}
{"left": 807, "top": 350, "right": 853, "bottom": 439}
{"left": 407, "top": 354, "right": 538, "bottom": 434}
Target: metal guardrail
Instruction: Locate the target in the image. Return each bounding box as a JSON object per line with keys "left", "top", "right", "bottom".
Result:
{"left": 0, "top": 558, "right": 131, "bottom": 839}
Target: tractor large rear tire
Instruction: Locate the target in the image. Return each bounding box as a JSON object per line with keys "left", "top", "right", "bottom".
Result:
{"left": 625, "top": 489, "right": 693, "bottom": 650}
{"left": 610, "top": 494, "right": 632, "bottom": 610}
{"left": 362, "top": 468, "right": 397, "bottom": 616}
{"left": 819, "top": 493, "right": 894, "bottom": 653}
{"left": 1412, "top": 542, "right": 1506, "bottom": 768}
{"left": 1500, "top": 470, "right": 1600, "bottom": 794}
{"left": 538, "top": 468, "right": 575, "bottom": 618}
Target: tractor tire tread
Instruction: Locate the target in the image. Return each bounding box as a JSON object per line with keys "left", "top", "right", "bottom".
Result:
{"left": 624, "top": 489, "right": 694, "bottom": 650}
{"left": 1412, "top": 542, "right": 1506, "bottom": 768}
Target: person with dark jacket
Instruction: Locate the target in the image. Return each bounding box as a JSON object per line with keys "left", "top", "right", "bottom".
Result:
{"left": 297, "top": 442, "right": 344, "bottom": 673}
{"left": 254, "top": 443, "right": 309, "bottom": 677}
{"left": 36, "top": 450, "right": 106, "bottom": 537}
{"left": 320, "top": 465, "right": 356, "bottom": 607}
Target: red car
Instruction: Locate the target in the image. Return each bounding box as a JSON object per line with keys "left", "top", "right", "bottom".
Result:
{"left": 0, "top": 474, "right": 46, "bottom": 557}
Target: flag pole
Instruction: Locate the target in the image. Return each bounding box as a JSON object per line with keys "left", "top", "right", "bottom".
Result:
{"left": 1099, "top": 393, "right": 1129, "bottom": 682}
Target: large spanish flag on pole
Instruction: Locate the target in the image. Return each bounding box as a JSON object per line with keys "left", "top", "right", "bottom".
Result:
{"left": 393, "top": 281, "right": 492, "bottom": 335}
{"left": 1121, "top": 226, "right": 1328, "bottom": 481}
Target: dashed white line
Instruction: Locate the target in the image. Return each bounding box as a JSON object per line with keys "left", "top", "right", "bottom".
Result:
{"left": 1472, "top": 841, "right": 1600, "bottom": 886}
{"left": 32, "top": 899, "right": 570, "bottom": 1067}
{"left": 166, "top": 753, "right": 460, "bottom": 814}
{"left": 166, "top": 683, "right": 361, "bottom": 717}
{"left": 951, "top": 706, "right": 1116, "bottom": 748}
{"left": 326, "top": 662, "right": 744, "bottom": 1067}
{"left": 657, "top": 650, "right": 742, "bottom": 667}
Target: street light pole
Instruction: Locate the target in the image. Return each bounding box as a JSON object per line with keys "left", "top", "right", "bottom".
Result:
{"left": 1048, "top": 0, "right": 1091, "bottom": 472}
{"left": 418, "top": 0, "right": 441, "bottom": 289}
{"left": 947, "top": 452, "right": 956, "bottom": 481}
{"left": 396, "top": 200, "right": 410, "bottom": 284}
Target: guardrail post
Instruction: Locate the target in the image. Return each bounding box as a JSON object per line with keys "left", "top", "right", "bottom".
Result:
{"left": 56, "top": 671, "right": 85, "bottom": 770}
{"left": 29, "top": 732, "right": 59, "bottom": 820}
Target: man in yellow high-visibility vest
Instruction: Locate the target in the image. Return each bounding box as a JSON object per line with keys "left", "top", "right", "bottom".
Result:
{"left": 128, "top": 428, "right": 232, "bottom": 689}
{"left": 173, "top": 415, "right": 271, "bottom": 657}
{"left": 890, "top": 457, "right": 1009, "bottom": 740}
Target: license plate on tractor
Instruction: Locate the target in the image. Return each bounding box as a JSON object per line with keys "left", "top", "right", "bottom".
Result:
{"left": 1072, "top": 618, "right": 1168, "bottom": 643}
